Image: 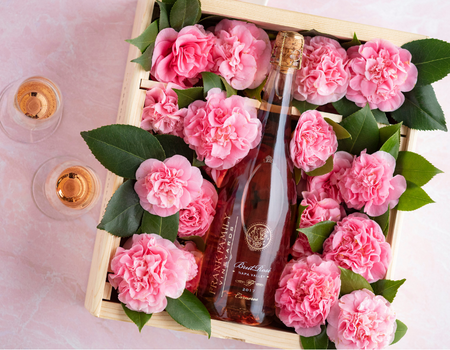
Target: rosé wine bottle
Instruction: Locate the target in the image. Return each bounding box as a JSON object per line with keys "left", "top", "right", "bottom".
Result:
{"left": 197, "top": 31, "right": 304, "bottom": 326}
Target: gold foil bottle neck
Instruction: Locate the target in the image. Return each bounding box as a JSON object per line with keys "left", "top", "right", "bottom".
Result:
{"left": 271, "top": 31, "right": 304, "bottom": 71}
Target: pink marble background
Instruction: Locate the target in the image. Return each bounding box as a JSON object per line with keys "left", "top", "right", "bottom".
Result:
{"left": 0, "top": 0, "right": 449, "bottom": 348}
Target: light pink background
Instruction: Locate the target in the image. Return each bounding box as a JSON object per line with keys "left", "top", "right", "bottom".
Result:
{"left": 1, "top": 0, "right": 449, "bottom": 348}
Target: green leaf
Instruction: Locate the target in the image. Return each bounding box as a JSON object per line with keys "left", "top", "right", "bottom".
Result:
{"left": 298, "top": 221, "right": 336, "bottom": 253}
{"left": 219, "top": 76, "right": 238, "bottom": 97}
{"left": 169, "top": 0, "right": 200, "bottom": 31}
{"left": 155, "top": 134, "right": 194, "bottom": 161}
{"left": 131, "top": 42, "right": 155, "bottom": 71}
{"left": 341, "top": 32, "right": 361, "bottom": 49}
{"left": 121, "top": 303, "right": 152, "bottom": 332}
{"left": 243, "top": 78, "right": 267, "bottom": 102}
{"left": 300, "top": 325, "right": 329, "bottom": 349}
{"left": 193, "top": 157, "right": 206, "bottom": 167}
{"left": 201, "top": 72, "right": 225, "bottom": 96}
{"left": 391, "top": 84, "right": 447, "bottom": 131}
{"left": 179, "top": 235, "right": 206, "bottom": 252}
{"left": 339, "top": 267, "right": 373, "bottom": 296}
{"left": 395, "top": 150, "right": 443, "bottom": 186}
{"left": 305, "top": 156, "right": 334, "bottom": 177}
{"left": 338, "top": 104, "right": 380, "bottom": 155}
{"left": 397, "top": 180, "right": 435, "bottom": 211}
{"left": 402, "top": 38, "right": 450, "bottom": 86}
{"left": 126, "top": 20, "right": 159, "bottom": 53}
{"left": 391, "top": 320, "right": 408, "bottom": 345}
{"left": 370, "top": 207, "right": 390, "bottom": 237}
{"left": 324, "top": 117, "right": 351, "bottom": 140}
{"left": 372, "top": 109, "right": 389, "bottom": 124}
{"left": 195, "top": 0, "right": 202, "bottom": 24}
{"left": 296, "top": 204, "right": 309, "bottom": 231}
{"left": 371, "top": 278, "right": 406, "bottom": 303}
{"left": 294, "top": 167, "right": 303, "bottom": 185}
{"left": 379, "top": 123, "right": 401, "bottom": 145}
{"left": 81, "top": 124, "right": 165, "bottom": 179}
{"left": 379, "top": 123, "right": 401, "bottom": 159}
{"left": 166, "top": 289, "right": 211, "bottom": 338}
{"left": 157, "top": 1, "right": 172, "bottom": 30}
{"left": 292, "top": 99, "right": 318, "bottom": 114}
{"left": 141, "top": 211, "right": 179, "bottom": 242}
{"left": 332, "top": 98, "right": 388, "bottom": 124}
{"left": 174, "top": 87, "right": 204, "bottom": 108}
{"left": 97, "top": 180, "right": 144, "bottom": 237}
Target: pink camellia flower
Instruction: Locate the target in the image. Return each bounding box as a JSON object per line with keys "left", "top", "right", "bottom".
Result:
{"left": 135, "top": 155, "right": 203, "bottom": 217}
{"left": 141, "top": 83, "right": 187, "bottom": 137}
{"left": 299, "top": 190, "right": 345, "bottom": 228}
{"left": 290, "top": 110, "right": 338, "bottom": 172}
{"left": 183, "top": 88, "right": 262, "bottom": 170}
{"left": 178, "top": 179, "right": 218, "bottom": 237}
{"left": 211, "top": 19, "right": 271, "bottom": 90}
{"left": 176, "top": 241, "right": 204, "bottom": 294}
{"left": 291, "top": 232, "right": 313, "bottom": 260}
{"left": 327, "top": 289, "right": 397, "bottom": 349}
{"left": 338, "top": 150, "right": 407, "bottom": 216}
{"left": 322, "top": 213, "right": 391, "bottom": 283}
{"left": 306, "top": 151, "right": 353, "bottom": 203}
{"left": 294, "top": 36, "right": 350, "bottom": 105}
{"left": 108, "top": 234, "right": 197, "bottom": 314}
{"left": 275, "top": 255, "right": 341, "bottom": 337}
{"left": 346, "top": 38, "right": 418, "bottom": 112}
{"left": 151, "top": 25, "right": 215, "bottom": 88}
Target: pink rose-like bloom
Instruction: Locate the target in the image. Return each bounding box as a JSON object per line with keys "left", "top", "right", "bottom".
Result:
{"left": 178, "top": 179, "right": 218, "bottom": 237}
{"left": 290, "top": 110, "right": 338, "bottom": 172}
{"left": 338, "top": 150, "right": 407, "bottom": 216}
{"left": 176, "top": 241, "right": 204, "bottom": 293}
{"left": 322, "top": 213, "right": 391, "bottom": 283}
{"left": 183, "top": 88, "right": 262, "bottom": 170}
{"left": 346, "top": 38, "right": 418, "bottom": 112}
{"left": 307, "top": 151, "right": 353, "bottom": 203}
{"left": 151, "top": 25, "right": 215, "bottom": 88}
{"left": 108, "top": 234, "right": 197, "bottom": 314}
{"left": 275, "top": 255, "right": 341, "bottom": 337}
{"left": 141, "top": 83, "right": 187, "bottom": 137}
{"left": 299, "top": 190, "right": 345, "bottom": 229}
{"left": 294, "top": 36, "right": 350, "bottom": 105}
{"left": 291, "top": 232, "right": 313, "bottom": 260}
{"left": 327, "top": 289, "right": 397, "bottom": 349}
{"left": 135, "top": 155, "right": 203, "bottom": 217}
{"left": 212, "top": 19, "right": 271, "bottom": 90}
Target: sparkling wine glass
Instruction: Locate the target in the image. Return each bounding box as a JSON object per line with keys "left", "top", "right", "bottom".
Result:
{"left": 32, "top": 156, "right": 102, "bottom": 220}
{"left": 0, "top": 76, "right": 63, "bottom": 143}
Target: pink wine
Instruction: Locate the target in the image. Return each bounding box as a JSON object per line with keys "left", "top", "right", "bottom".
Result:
{"left": 56, "top": 166, "right": 97, "bottom": 209}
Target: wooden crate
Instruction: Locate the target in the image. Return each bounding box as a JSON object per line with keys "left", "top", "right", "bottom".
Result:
{"left": 84, "top": 0, "right": 424, "bottom": 348}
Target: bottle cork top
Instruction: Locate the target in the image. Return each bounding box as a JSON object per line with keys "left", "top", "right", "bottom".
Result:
{"left": 271, "top": 31, "right": 304, "bottom": 71}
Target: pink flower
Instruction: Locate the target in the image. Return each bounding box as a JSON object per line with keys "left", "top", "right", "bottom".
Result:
{"left": 291, "top": 232, "right": 313, "bottom": 260}
{"left": 322, "top": 213, "right": 391, "bottom": 283}
{"left": 183, "top": 88, "right": 262, "bottom": 170}
{"left": 204, "top": 166, "right": 228, "bottom": 188}
{"left": 306, "top": 151, "right": 353, "bottom": 203}
{"left": 211, "top": 19, "right": 271, "bottom": 90}
{"left": 141, "top": 83, "right": 187, "bottom": 137}
{"left": 151, "top": 25, "right": 215, "bottom": 88}
{"left": 346, "top": 38, "right": 418, "bottom": 112}
{"left": 135, "top": 155, "right": 203, "bottom": 217}
{"left": 299, "top": 190, "right": 345, "bottom": 229}
{"left": 294, "top": 36, "right": 350, "bottom": 105}
{"left": 290, "top": 110, "right": 338, "bottom": 172}
{"left": 178, "top": 179, "right": 218, "bottom": 237}
{"left": 275, "top": 255, "right": 341, "bottom": 337}
{"left": 108, "top": 234, "right": 197, "bottom": 314}
{"left": 176, "top": 241, "right": 204, "bottom": 293}
{"left": 327, "top": 289, "right": 397, "bottom": 349}
{"left": 337, "top": 150, "right": 407, "bottom": 216}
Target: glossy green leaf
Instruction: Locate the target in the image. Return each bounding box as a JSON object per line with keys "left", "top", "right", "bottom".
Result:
{"left": 324, "top": 117, "right": 351, "bottom": 140}
{"left": 173, "top": 87, "right": 204, "bottom": 108}
{"left": 391, "top": 84, "right": 447, "bottom": 131}
{"left": 338, "top": 104, "right": 380, "bottom": 155}
{"left": 371, "top": 207, "right": 390, "bottom": 237}
{"left": 402, "top": 38, "right": 450, "bottom": 86}
{"left": 296, "top": 204, "right": 309, "bottom": 231}
{"left": 166, "top": 289, "right": 212, "bottom": 338}
{"left": 294, "top": 167, "right": 303, "bottom": 185}
{"left": 157, "top": 1, "right": 172, "bottom": 30}
{"left": 170, "top": 0, "right": 200, "bottom": 31}
{"left": 379, "top": 124, "right": 401, "bottom": 159}
{"left": 131, "top": 43, "right": 155, "bottom": 71}
{"left": 341, "top": 32, "right": 361, "bottom": 49}
{"left": 155, "top": 134, "right": 194, "bottom": 161}
{"left": 300, "top": 325, "right": 329, "bottom": 349}
{"left": 126, "top": 20, "right": 159, "bottom": 53}
{"left": 339, "top": 267, "right": 373, "bottom": 296}
{"left": 395, "top": 151, "right": 443, "bottom": 186}
{"left": 141, "top": 211, "right": 179, "bottom": 242}
{"left": 332, "top": 98, "right": 388, "bottom": 124}
{"left": 244, "top": 78, "right": 267, "bottom": 102}
{"left": 201, "top": 72, "right": 225, "bottom": 96}
{"left": 371, "top": 278, "right": 406, "bottom": 303}
{"left": 379, "top": 123, "right": 402, "bottom": 145}
{"left": 81, "top": 124, "right": 165, "bottom": 179}
{"left": 298, "top": 221, "right": 336, "bottom": 253}
{"left": 391, "top": 320, "right": 408, "bottom": 345}
{"left": 372, "top": 109, "right": 389, "bottom": 124}
{"left": 193, "top": 157, "right": 206, "bottom": 167}
{"left": 122, "top": 303, "right": 152, "bottom": 332}
{"left": 397, "top": 180, "right": 435, "bottom": 211}
{"left": 219, "top": 76, "right": 237, "bottom": 97}
{"left": 97, "top": 180, "right": 144, "bottom": 237}
{"left": 292, "top": 99, "right": 318, "bottom": 114}
{"left": 305, "top": 156, "right": 334, "bottom": 177}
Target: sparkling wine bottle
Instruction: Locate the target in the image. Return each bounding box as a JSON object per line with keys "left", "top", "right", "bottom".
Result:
{"left": 197, "top": 31, "right": 304, "bottom": 326}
